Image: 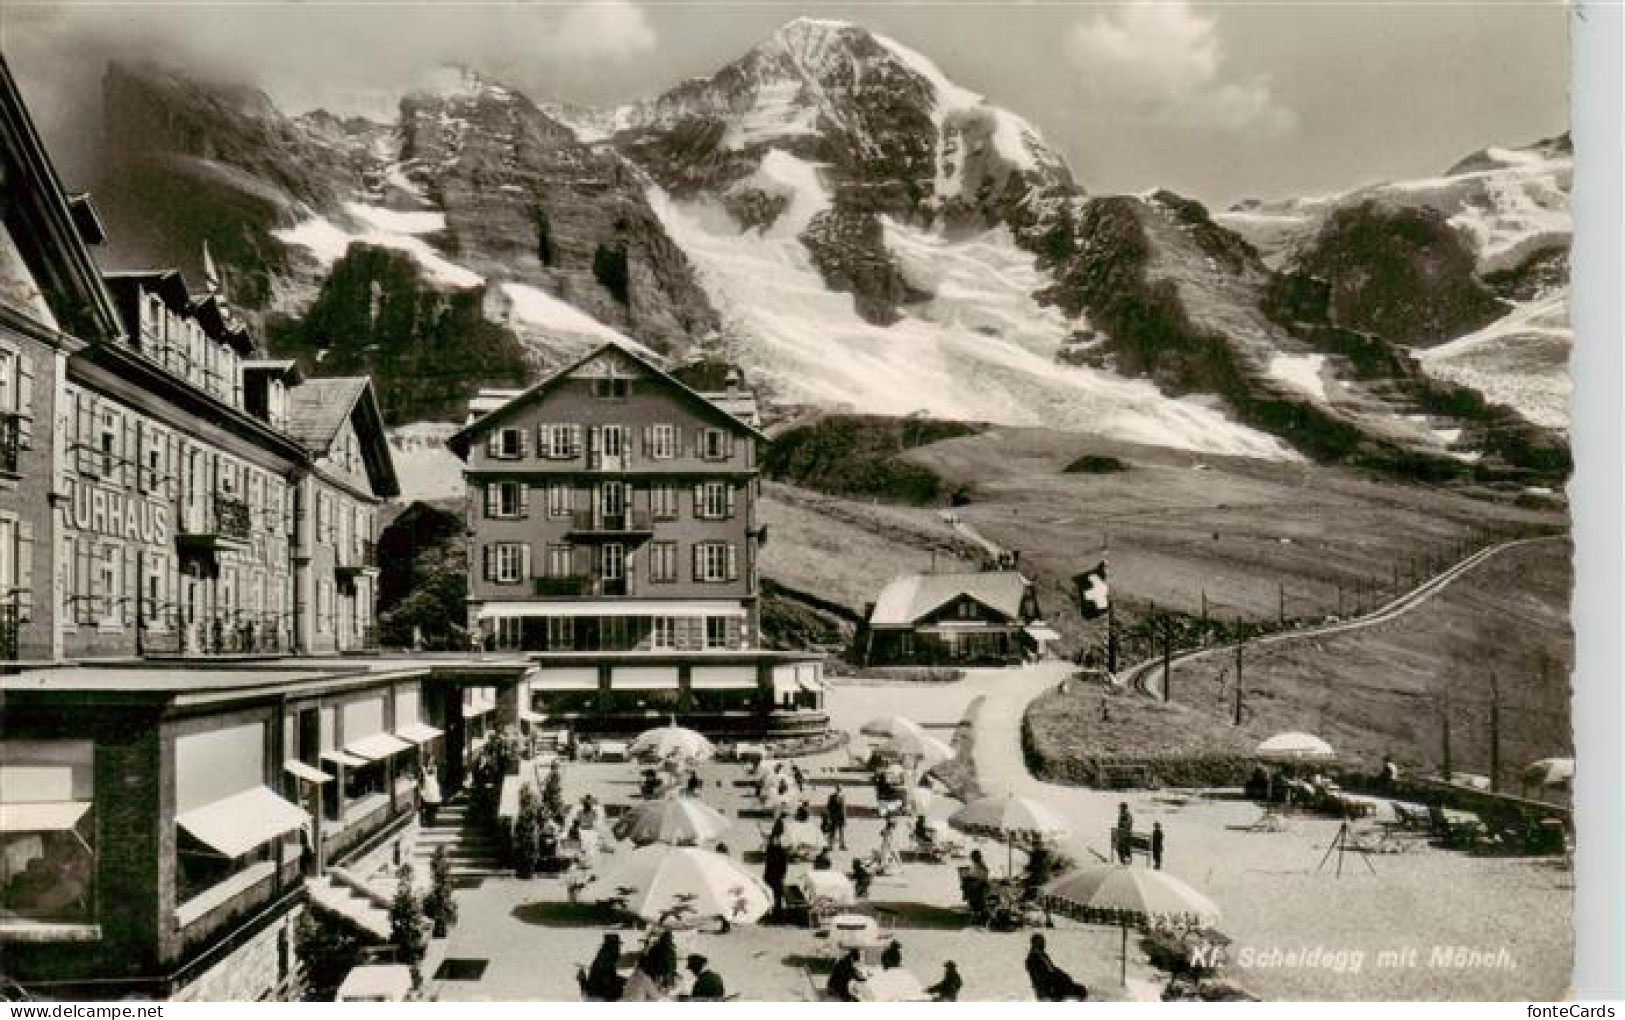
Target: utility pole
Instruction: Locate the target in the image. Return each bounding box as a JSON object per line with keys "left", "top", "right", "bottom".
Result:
{"left": 1489, "top": 672, "right": 1501, "bottom": 793}
{"left": 1233, "top": 641, "right": 1244, "bottom": 725}
{"left": 1440, "top": 684, "right": 1453, "bottom": 782}
{"left": 1277, "top": 583, "right": 1285, "bottom": 627}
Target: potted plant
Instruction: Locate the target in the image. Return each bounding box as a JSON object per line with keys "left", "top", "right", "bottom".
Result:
{"left": 423, "top": 845, "right": 459, "bottom": 938}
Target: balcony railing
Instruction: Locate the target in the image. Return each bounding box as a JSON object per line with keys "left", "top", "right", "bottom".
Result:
{"left": 567, "top": 509, "right": 652, "bottom": 535}
{"left": 0, "top": 413, "right": 21, "bottom": 476}
{"left": 530, "top": 575, "right": 630, "bottom": 597}
{"left": 533, "top": 575, "right": 588, "bottom": 597}
{"left": 178, "top": 494, "right": 253, "bottom": 545}
{"left": 337, "top": 539, "right": 379, "bottom": 575}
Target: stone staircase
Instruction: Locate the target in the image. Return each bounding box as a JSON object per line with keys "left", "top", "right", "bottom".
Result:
{"left": 306, "top": 870, "right": 391, "bottom": 941}
{"left": 409, "top": 798, "right": 506, "bottom": 883}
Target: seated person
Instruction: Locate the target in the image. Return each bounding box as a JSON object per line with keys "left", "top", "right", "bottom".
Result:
{"left": 826, "top": 949, "right": 864, "bottom": 1002}
{"left": 849, "top": 857, "right": 873, "bottom": 898}
{"left": 1026, "top": 934, "right": 1088, "bottom": 1001}
{"left": 927, "top": 961, "right": 963, "bottom": 1002}
{"left": 880, "top": 940, "right": 903, "bottom": 970}
{"left": 812, "top": 847, "right": 834, "bottom": 871}
{"left": 582, "top": 934, "right": 627, "bottom": 1001}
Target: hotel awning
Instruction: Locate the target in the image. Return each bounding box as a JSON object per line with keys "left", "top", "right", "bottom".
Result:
{"left": 320, "top": 749, "right": 367, "bottom": 769}
{"left": 394, "top": 723, "right": 444, "bottom": 745}
{"left": 0, "top": 801, "right": 91, "bottom": 833}
{"left": 1024, "top": 625, "right": 1063, "bottom": 642}
{"left": 476, "top": 600, "right": 748, "bottom": 620}
{"left": 613, "top": 667, "right": 679, "bottom": 690}
{"left": 799, "top": 676, "right": 827, "bottom": 693}
{"left": 532, "top": 670, "right": 599, "bottom": 691}
{"left": 283, "top": 760, "right": 334, "bottom": 784}
{"left": 177, "top": 787, "right": 308, "bottom": 859}
{"left": 345, "top": 733, "right": 414, "bottom": 761}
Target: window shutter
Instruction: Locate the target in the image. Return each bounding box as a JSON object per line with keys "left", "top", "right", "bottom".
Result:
{"left": 696, "top": 427, "right": 707, "bottom": 458}
{"left": 484, "top": 483, "right": 498, "bottom": 519}
{"left": 518, "top": 428, "right": 530, "bottom": 458}
{"left": 520, "top": 544, "right": 533, "bottom": 579}
{"left": 482, "top": 544, "right": 495, "bottom": 581}
{"left": 123, "top": 418, "right": 138, "bottom": 486}
{"left": 570, "top": 424, "right": 583, "bottom": 457}
{"left": 15, "top": 357, "right": 34, "bottom": 449}
{"left": 16, "top": 521, "right": 34, "bottom": 621}
{"left": 692, "top": 544, "right": 702, "bottom": 583}
{"left": 563, "top": 483, "right": 575, "bottom": 514}
{"left": 77, "top": 402, "right": 94, "bottom": 474}
{"left": 537, "top": 424, "right": 550, "bottom": 458}
{"left": 124, "top": 546, "right": 140, "bottom": 623}
{"left": 725, "top": 485, "right": 736, "bottom": 518}
{"left": 74, "top": 541, "right": 90, "bottom": 624}
{"left": 642, "top": 426, "right": 652, "bottom": 457}
{"left": 725, "top": 617, "right": 741, "bottom": 648}
{"left": 692, "top": 483, "right": 705, "bottom": 518}
{"left": 518, "top": 484, "right": 530, "bottom": 518}
{"left": 486, "top": 432, "right": 500, "bottom": 458}
{"left": 726, "top": 543, "right": 738, "bottom": 581}
{"left": 573, "top": 544, "right": 593, "bottom": 579}
{"left": 622, "top": 426, "right": 634, "bottom": 467}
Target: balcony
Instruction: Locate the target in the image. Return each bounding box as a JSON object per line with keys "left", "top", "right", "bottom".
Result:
{"left": 530, "top": 575, "right": 628, "bottom": 597}
{"left": 566, "top": 509, "right": 653, "bottom": 538}
{"left": 177, "top": 494, "right": 253, "bottom": 550}
{"left": 336, "top": 539, "right": 379, "bottom": 579}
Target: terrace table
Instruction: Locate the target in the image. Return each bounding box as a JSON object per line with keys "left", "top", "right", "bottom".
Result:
{"left": 797, "top": 869, "right": 856, "bottom": 907}
{"left": 853, "top": 968, "right": 929, "bottom": 1002}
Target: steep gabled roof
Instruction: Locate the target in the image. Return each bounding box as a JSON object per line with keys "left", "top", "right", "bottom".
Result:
{"left": 0, "top": 57, "right": 124, "bottom": 346}
{"left": 286, "top": 377, "right": 399, "bottom": 497}
{"left": 446, "top": 342, "right": 768, "bottom": 460}
{"left": 869, "top": 571, "right": 1031, "bottom": 627}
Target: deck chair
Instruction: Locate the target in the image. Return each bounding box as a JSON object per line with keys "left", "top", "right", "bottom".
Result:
{"left": 782, "top": 883, "right": 815, "bottom": 928}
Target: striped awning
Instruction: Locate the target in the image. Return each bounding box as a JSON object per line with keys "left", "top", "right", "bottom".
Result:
{"left": 177, "top": 787, "right": 308, "bottom": 859}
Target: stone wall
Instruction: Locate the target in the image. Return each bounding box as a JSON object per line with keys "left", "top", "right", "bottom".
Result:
{"left": 172, "top": 905, "right": 302, "bottom": 1002}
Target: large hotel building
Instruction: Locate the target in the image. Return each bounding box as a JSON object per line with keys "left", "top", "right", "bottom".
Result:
{"left": 0, "top": 56, "right": 828, "bottom": 1000}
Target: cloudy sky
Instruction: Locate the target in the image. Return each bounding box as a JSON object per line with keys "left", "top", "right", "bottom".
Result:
{"left": 5, "top": 0, "right": 1569, "bottom": 206}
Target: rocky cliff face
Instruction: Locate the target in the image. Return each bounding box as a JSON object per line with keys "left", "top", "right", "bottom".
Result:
{"left": 81, "top": 28, "right": 1570, "bottom": 485}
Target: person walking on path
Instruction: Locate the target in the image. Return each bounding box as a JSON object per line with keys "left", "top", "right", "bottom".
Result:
{"left": 1115, "top": 802, "right": 1134, "bottom": 865}
{"left": 1151, "top": 822, "right": 1165, "bottom": 870}
{"left": 825, "top": 786, "right": 848, "bottom": 850}
{"left": 763, "top": 835, "right": 790, "bottom": 919}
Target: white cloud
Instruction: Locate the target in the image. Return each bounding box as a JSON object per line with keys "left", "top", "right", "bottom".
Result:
{"left": 1067, "top": 1, "right": 1296, "bottom": 133}
{"left": 550, "top": 1, "right": 658, "bottom": 64}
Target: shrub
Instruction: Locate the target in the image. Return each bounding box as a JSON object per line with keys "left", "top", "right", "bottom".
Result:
{"left": 388, "top": 865, "right": 427, "bottom": 978}
{"left": 423, "top": 846, "right": 458, "bottom": 938}
{"left": 1063, "top": 454, "right": 1129, "bottom": 474}
{"left": 294, "top": 904, "right": 368, "bottom": 1000}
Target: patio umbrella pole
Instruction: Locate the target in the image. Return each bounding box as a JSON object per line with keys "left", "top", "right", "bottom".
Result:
{"left": 1121, "top": 923, "right": 1128, "bottom": 986}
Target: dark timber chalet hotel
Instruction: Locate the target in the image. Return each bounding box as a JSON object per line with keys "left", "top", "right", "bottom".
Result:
{"left": 0, "top": 58, "right": 823, "bottom": 1000}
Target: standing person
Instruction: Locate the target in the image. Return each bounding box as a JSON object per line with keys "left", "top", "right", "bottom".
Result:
{"left": 1115, "top": 802, "right": 1134, "bottom": 865}
{"left": 827, "top": 949, "right": 863, "bottom": 1001}
{"left": 927, "top": 961, "right": 963, "bottom": 1002}
{"left": 685, "top": 955, "right": 725, "bottom": 1001}
{"left": 763, "top": 835, "right": 790, "bottom": 919}
{"left": 1025, "top": 934, "right": 1089, "bottom": 1001}
{"left": 642, "top": 930, "right": 679, "bottom": 992}
{"left": 825, "top": 786, "right": 848, "bottom": 850}
{"left": 1151, "top": 822, "right": 1165, "bottom": 870}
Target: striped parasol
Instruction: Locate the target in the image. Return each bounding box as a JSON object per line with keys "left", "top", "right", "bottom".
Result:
{"left": 612, "top": 796, "right": 731, "bottom": 847}
{"left": 1042, "top": 864, "right": 1221, "bottom": 984}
